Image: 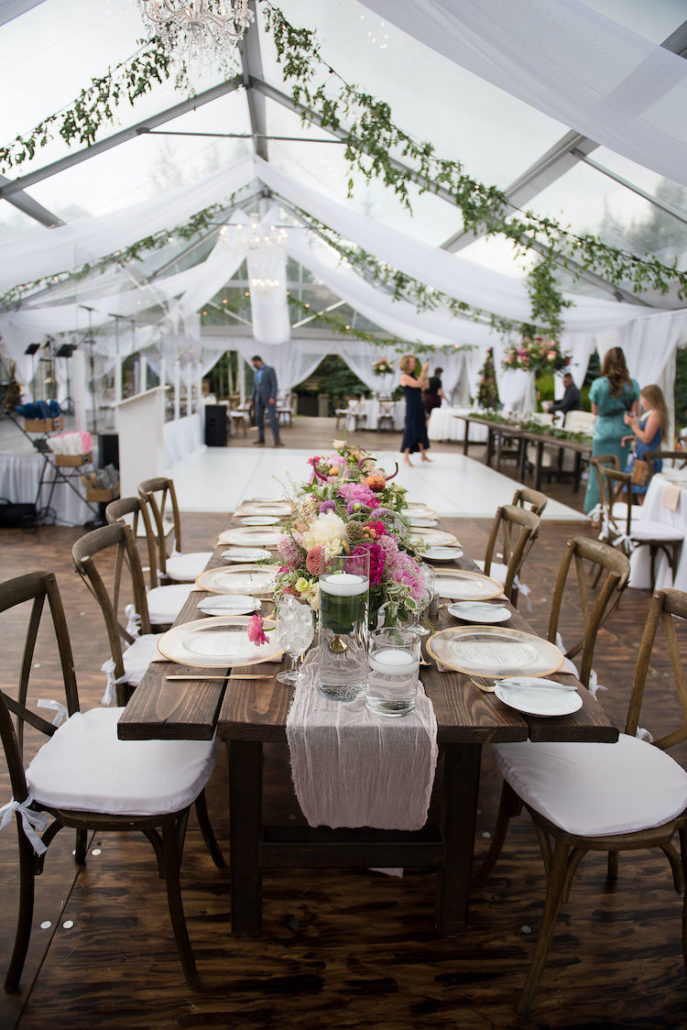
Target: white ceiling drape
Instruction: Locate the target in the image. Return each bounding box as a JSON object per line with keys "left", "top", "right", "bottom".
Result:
{"left": 359, "top": 0, "right": 687, "bottom": 189}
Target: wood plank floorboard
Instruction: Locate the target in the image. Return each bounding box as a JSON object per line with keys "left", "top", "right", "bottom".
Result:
{"left": 0, "top": 432, "right": 686, "bottom": 1027}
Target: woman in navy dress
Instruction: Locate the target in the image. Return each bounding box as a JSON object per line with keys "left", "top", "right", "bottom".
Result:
{"left": 622, "top": 383, "right": 668, "bottom": 500}
{"left": 399, "top": 354, "right": 431, "bottom": 466}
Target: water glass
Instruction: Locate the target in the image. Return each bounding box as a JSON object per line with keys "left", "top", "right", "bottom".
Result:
{"left": 276, "top": 595, "right": 314, "bottom": 685}
{"left": 317, "top": 550, "right": 370, "bottom": 701}
{"left": 412, "top": 562, "right": 436, "bottom": 637}
{"left": 366, "top": 627, "right": 421, "bottom": 718}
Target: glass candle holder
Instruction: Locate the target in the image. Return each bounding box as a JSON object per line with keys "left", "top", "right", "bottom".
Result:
{"left": 366, "top": 627, "right": 421, "bottom": 718}
{"left": 317, "top": 550, "right": 370, "bottom": 702}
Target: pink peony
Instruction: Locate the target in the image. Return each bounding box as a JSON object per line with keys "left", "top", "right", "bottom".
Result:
{"left": 338, "top": 481, "right": 378, "bottom": 509}
{"left": 278, "top": 534, "right": 305, "bottom": 567}
{"left": 247, "top": 614, "right": 268, "bottom": 646}
{"left": 352, "top": 541, "right": 385, "bottom": 587}
{"left": 306, "top": 545, "right": 325, "bottom": 575}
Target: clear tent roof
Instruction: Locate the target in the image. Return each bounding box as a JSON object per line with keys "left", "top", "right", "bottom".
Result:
{"left": 1, "top": 0, "right": 687, "bottom": 334}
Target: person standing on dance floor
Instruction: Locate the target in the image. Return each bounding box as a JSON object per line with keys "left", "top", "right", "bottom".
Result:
{"left": 250, "top": 354, "right": 284, "bottom": 447}
{"left": 584, "top": 346, "right": 639, "bottom": 514}
{"left": 399, "top": 354, "right": 431, "bottom": 467}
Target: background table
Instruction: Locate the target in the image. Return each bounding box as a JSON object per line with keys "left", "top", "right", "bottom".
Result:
{"left": 629, "top": 473, "right": 687, "bottom": 590}
{"left": 345, "top": 399, "right": 404, "bottom": 432}
{"left": 427, "top": 407, "right": 489, "bottom": 445}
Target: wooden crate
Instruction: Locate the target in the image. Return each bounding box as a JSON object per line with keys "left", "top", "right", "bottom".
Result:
{"left": 55, "top": 450, "right": 92, "bottom": 467}
{"left": 80, "top": 475, "right": 118, "bottom": 503}
{"left": 24, "top": 416, "right": 64, "bottom": 433}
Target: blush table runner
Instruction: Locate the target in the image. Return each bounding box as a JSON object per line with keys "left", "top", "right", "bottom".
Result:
{"left": 286, "top": 651, "right": 438, "bottom": 831}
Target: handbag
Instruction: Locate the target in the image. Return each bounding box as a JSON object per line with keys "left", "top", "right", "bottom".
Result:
{"left": 630, "top": 458, "right": 651, "bottom": 487}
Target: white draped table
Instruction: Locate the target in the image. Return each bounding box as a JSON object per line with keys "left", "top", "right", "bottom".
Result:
{"left": 628, "top": 474, "right": 687, "bottom": 591}
{"left": 0, "top": 452, "right": 93, "bottom": 526}
{"left": 427, "top": 407, "right": 489, "bottom": 444}
{"left": 345, "top": 399, "right": 404, "bottom": 433}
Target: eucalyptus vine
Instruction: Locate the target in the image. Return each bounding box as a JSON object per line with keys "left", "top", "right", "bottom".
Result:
{"left": 264, "top": 5, "right": 687, "bottom": 332}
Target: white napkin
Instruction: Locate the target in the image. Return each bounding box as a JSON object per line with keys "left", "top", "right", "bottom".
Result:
{"left": 286, "top": 651, "right": 438, "bottom": 831}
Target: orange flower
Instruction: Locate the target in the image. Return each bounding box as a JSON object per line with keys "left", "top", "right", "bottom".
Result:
{"left": 365, "top": 474, "right": 386, "bottom": 492}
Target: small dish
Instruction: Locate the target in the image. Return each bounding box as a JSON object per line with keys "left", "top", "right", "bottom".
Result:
{"left": 495, "top": 678, "right": 581, "bottom": 717}
{"left": 407, "top": 516, "right": 438, "bottom": 528}
{"left": 420, "top": 546, "right": 463, "bottom": 562}
{"left": 222, "top": 547, "right": 272, "bottom": 563}
{"left": 448, "top": 601, "right": 511, "bottom": 624}
{"left": 239, "top": 515, "right": 281, "bottom": 526}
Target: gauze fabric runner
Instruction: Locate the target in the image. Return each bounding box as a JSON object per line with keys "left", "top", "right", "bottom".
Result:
{"left": 286, "top": 652, "right": 438, "bottom": 831}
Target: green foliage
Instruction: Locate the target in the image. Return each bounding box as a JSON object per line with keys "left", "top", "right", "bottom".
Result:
{"left": 476, "top": 347, "right": 499, "bottom": 409}
{"left": 306, "top": 355, "right": 370, "bottom": 414}
{"left": 675, "top": 348, "right": 687, "bottom": 429}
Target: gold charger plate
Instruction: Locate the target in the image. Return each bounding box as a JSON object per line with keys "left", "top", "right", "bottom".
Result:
{"left": 158, "top": 616, "right": 282, "bottom": 668}
{"left": 409, "top": 528, "right": 458, "bottom": 547}
{"left": 434, "top": 569, "right": 503, "bottom": 600}
{"left": 196, "top": 564, "right": 277, "bottom": 596}
{"left": 427, "top": 625, "right": 564, "bottom": 679}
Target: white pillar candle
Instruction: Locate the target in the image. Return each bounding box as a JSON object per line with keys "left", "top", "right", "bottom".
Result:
{"left": 320, "top": 573, "right": 369, "bottom": 597}
{"left": 370, "top": 649, "right": 419, "bottom": 675}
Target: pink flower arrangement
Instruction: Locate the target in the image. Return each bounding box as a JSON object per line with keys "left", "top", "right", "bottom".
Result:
{"left": 306, "top": 545, "right": 325, "bottom": 575}
{"left": 352, "top": 542, "right": 386, "bottom": 587}
{"left": 247, "top": 614, "right": 267, "bottom": 646}
{"left": 338, "top": 482, "right": 378, "bottom": 509}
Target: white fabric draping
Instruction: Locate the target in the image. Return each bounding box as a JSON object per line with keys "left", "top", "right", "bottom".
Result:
{"left": 359, "top": 0, "right": 687, "bottom": 189}
{"left": 231, "top": 336, "right": 326, "bottom": 395}
{"left": 0, "top": 452, "right": 93, "bottom": 526}
{"left": 0, "top": 154, "right": 256, "bottom": 294}
{"left": 163, "top": 413, "right": 203, "bottom": 468}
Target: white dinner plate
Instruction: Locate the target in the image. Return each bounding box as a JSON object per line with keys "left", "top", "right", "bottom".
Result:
{"left": 197, "top": 594, "right": 261, "bottom": 616}
{"left": 661, "top": 469, "right": 687, "bottom": 485}
{"left": 407, "top": 516, "right": 438, "bottom": 528}
{"left": 196, "top": 564, "right": 277, "bottom": 596}
{"left": 420, "top": 546, "right": 464, "bottom": 562}
{"left": 495, "top": 678, "right": 582, "bottom": 717}
{"left": 219, "top": 527, "right": 282, "bottom": 547}
{"left": 448, "top": 601, "right": 511, "bottom": 624}
{"left": 406, "top": 503, "right": 437, "bottom": 518}
{"left": 234, "top": 500, "right": 292, "bottom": 517}
{"left": 158, "top": 616, "right": 282, "bottom": 668}
{"left": 222, "top": 547, "right": 272, "bottom": 563}
{"left": 434, "top": 569, "right": 502, "bottom": 600}
{"left": 239, "top": 515, "right": 281, "bottom": 526}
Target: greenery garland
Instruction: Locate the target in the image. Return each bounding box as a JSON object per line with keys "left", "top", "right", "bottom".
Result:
{"left": 0, "top": 39, "right": 194, "bottom": 171}
{"left": 263, "top": 5, "right": 687, "bottom": 333}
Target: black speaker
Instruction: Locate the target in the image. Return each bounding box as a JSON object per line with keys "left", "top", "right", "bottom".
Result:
{"left": 99, "top": 433, "right": 119, "bottom": 470}
{"left": 204, "top": 405, "right": 227, "bottom": 447}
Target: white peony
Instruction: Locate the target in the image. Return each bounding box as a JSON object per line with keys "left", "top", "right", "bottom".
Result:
{"left": 302, "top": 511, "right": 347, "bottom": 556}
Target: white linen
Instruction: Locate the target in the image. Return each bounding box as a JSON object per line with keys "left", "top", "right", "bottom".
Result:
{"left": 147, "top": 583, "right": 194, "bottom": 625}
{"left": 0, "top": 452, "right": 93, "bottom": 527}
{"left": 286, "top": 652, "right": 438, "bottom": 831}
{"left": 345, "top": 398, "right": 405, "bottom": 433}
{"left": 628, "top": 474, "right": 687, "bottom": 591}
{"left": 122, "top": 634, "right": 162, "bottom": 689}
{"left": 26, "top": 706, "right": 219, "bottom": 816}
{"left": 428, "top": 407, "right": 488, "bottom": 443}
{"left": 359, "top": 0, "right": 687, "bottom": 188}
{"left": 493, "top": 734, "right": 687, "bottom": 836}
{"left": 163, "top": 413, "right": 203, "bottom": 468}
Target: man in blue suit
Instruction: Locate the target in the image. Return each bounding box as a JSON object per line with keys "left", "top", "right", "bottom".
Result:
{"left": 250, "top": 355, "right": 284, "bottom": 446}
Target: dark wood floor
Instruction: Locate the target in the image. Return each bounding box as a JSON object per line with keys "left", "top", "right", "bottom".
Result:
{"left": 0, "top": 428, "right": 686, "bottom": 1028}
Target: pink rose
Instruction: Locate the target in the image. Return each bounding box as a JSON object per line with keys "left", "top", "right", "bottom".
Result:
{"left": 247, "top": 614, "right": 268, "bottom": 646}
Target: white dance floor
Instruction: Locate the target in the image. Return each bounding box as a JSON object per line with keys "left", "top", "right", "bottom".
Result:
{"left": 169, "top": 446, "right": 585, "bottom": 520}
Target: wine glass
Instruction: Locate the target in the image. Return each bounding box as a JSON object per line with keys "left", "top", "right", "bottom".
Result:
{"left": 276, "top": 595, "right": 314, "bottom": 685}
{"left": 412, "top": 562, "right": 436, "bottom": 637}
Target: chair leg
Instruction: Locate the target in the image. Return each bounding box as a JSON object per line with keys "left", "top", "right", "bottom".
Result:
{"left": 194, "top": 790, "right": 225, "bottom": 868}
{"left": 74, "top": 828, "right": 88, "bottom": 865}
{"left": 473, "top": 780, "right": 522, "bottom": 885}
{"left": 607, "top": 849, "right": 619, "bottom": 882}
{"left": 517, "top": 837, "right": 571, "bottom": 1015}
{"left": 161, "top": 815, "right": 199, "bottom": 988}
{"left": 679, "top": 828, "right": 687, "bottom": 973}
{"left": 5, "top": 826, "right": 36, "bottom": 992}
{"left": 660, "top": 841, "right": 684, "bottom": 894}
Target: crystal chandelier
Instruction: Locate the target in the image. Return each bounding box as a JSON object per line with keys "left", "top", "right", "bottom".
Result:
{"left": 138, "top": 1, "right": 254, "bottom": 62}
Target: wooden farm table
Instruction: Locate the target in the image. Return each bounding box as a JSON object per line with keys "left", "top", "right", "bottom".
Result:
{"left": 458, "top": 414, "right": 592, "bottom": 492}
{"left": 118, "top": 516, "right": 617, "bottom": 938}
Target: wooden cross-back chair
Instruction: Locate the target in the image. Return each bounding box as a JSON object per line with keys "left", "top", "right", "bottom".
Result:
{"left": 480, "top": 504, "right": 541, "bottom": 607}
{"left": 138, "top": 476, "right": 211, "bottom": 584}
{"left": 0, "top": 570, "right": 223, "bottom": 992}
{"left": 546, "top": 536, "right": 631, "bottom": 688}
{"left": 72, "top": 522, "right": 156, "bottom": 706}
{"left": 477, "top": 587, "right": 687, "bottom": 1013}
{"left": 599, "top": 465, "right": 682, "bottom": 588}
{"left": 589, "top": 453, "right": 622, "bottom": 518}
{"left": 511, "top": 486, "right": 548, "bottom": 517}
{"left": 105, "top": 496, "right": 193, "bottom": 629}
{"left": 645, "top": 449, "right": 687, "bottom": 470}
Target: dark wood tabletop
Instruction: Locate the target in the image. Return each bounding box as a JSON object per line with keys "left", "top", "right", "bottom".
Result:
{"left": 118, "top": 516, "right": 616, "bottom": 747}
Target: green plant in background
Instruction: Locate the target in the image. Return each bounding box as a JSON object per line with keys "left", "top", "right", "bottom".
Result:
{"left": 476, "top": 347, "right": 500, "bottom": 410}
{"left": 306, "top": 355, "right": 371, "bottom": 415}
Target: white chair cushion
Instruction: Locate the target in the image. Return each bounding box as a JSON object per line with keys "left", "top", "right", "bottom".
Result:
{"left": 631, "top": 521, "right": 683, "bottom": 542}
{"left": 147, "top": 583, "right": 193, "bottom": 624}
{"left": 475, "top": 558, "right": 507, "bottom": 588}
{"left": 493, "top": 734, "right": 687, "bottom": 837}
{"left": 27, "top": 707, "right": 218, "bottom": 816}
{"left": 166, "top": 551, "right": 212, "bottom": 582}
{"left": 123, "top": 633, "right": 161, "bottom": 688}
{"left": 611, "top": 501, "right": 630, "bottom": 520}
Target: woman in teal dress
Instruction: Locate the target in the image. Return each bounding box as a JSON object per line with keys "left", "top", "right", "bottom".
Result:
{"left": 584, "top": 347, "right": 639, "bottom": 515}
